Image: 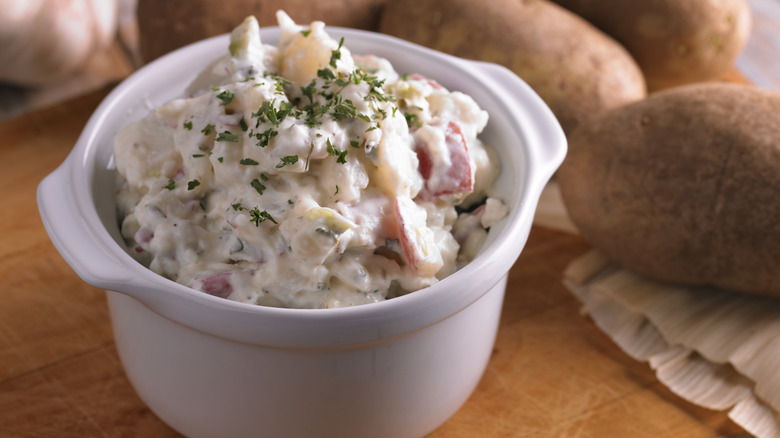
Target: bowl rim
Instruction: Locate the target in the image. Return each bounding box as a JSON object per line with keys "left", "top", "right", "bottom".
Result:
{"left": 38, "top": 24, "right": 566, "bottom": 346}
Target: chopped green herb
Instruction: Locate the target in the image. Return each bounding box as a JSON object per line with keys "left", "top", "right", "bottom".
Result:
{"left": 187, "top": 179, "right": 200, "bottom": 190}
{"left": 250, "top": 178, "right": 266, "bottom": 195}
{"left": 326, "top": 139, "right": 348, "bottom": 164}
{"left": 250, "top": 207, "right": 277, "bottom": 226}
{"left": 252, "top": 99, "right": 301, "bottom": 127}
{"left": 301, "top": 80, "right": 316, "bottom": 103}
{"left": 192, "top": 154, "right": 205, "bottom": 158}
{"left": 255, "top": 127, "right": 278, "bottom": 147}
{"left": 260, "top": 173, "right": 269, "bottom": 181}
{"left": 239, "top": 158, "right": 259, "bottom": 165}
{"left": 202, "top": 124, "right": 216, "bottom": 135}
{"left": 239, "top": 117, "right": 248, "bottom": 131}
{"left": 252, "top": 101, "right": 271, "bottom": 121}
{"left": 164, "top": 179, "right": 175, "bottom": 190}
{"left": 216, "top": 130, "right": 240, "bottom": 142}
{"left": 350, "top": 140, "right": 359, "bottom": 148}
{"left": 330, "top": 96, "right": 361, "bottom": 121}
{"left": 305, "top": 142, "right": 314, "bottom": 171}
{"left": 231, "top": 203, "right": 243, "bottom": 211}
{"left": 217, "top": 157, "right": 224, "bottom": 163}
{"left": 288, "top": 199, "right": 294, "bottom": 205}
{"left": 183, "top": 121, "right": 193, "bottom": 130}
{"left": 329, "top": 37, "right": 344, "bottom": 68}
{"left": 263, "top": 71, "right": 292, "bottom": 88}
{"left": 216, "top": 90, "right": 235, "bottom": 105}
{"left": 300, "top": 29, "right": 311, "bottom": 37}
{"left": 317, "top": 68, "right": 336, "bottom": 81}
{"left": 403, "top": 112, "right": 419, "bottom": 128}
{"left": 276, "top": 155, "right": 299, "bottom": 168}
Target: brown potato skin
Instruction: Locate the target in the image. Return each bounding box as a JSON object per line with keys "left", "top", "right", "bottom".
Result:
{"left": 136, "top": 0, "right": 387, "bottom": 63}
{"left": 549, "top": 0, "right": 752, "bottom": 91}
{"left": 378, "top": 0, "right": 646, "bottom": 135}
{"left": 557, "top": 83, "right": 780, "bottom": 297}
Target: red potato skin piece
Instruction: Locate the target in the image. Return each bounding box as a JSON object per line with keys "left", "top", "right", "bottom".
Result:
{"left": 415, "top": 121, "right": 473, "bottom": 200}
{"left": 394, "top": 198, "right": 419, "bottom": 270}
{"left": 408, "top": 73, "right": 444, "bottom": 90}
{"left": 393, "top": 196, "right": 444, "bottom": 276}
{"left": 416, "top": 144, "right": 434, "bottom": 180}
{"left": 195, "top": 272, "right": 234, "bottom": 299}
{"left": 133, "top": 227, "right": 154, "bottom": 253}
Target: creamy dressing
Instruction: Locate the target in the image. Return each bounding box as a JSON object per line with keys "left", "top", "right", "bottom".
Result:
{"left": 114, "top": 12, "right": 507, "bottom": 308}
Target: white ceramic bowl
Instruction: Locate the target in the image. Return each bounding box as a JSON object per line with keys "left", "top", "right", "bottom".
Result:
{"left": 37, "top": 26, "right": 565, "bottom": 438}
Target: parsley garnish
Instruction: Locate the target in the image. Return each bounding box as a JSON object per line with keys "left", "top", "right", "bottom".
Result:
{"left": 192, "top": 153, "right": 205, "bottom": 158}
{"left": 301, "top": 29, "right": 311, "bottom": 37}
{"left": 239, "top": 117, "right": 248, "bottom": 131}
{"left": 252, "top": 100, "right": 301, "bottom": 127}
{"left": 326, "top": 139, "right": 348, "bottom": 164}
{"left": 231, "top": 203, "right": 243, "bottom": 211}
{"left": 301, "top": 80, "right": 316, "bottom": 103}
{"left": 249, "top": 207, "right": 277, "bottom": 226}
{"left": 216, "top": 130, "right": 239, "bottom": 142}
{"left": 255, "top": 127, "right": 278, "bottom": 147}
{"left": 276, "top": 155, "right": 299, "bottom": 168}
{"left": 404, "top": 112, "right": 420, "bottom": 128}
{"left": 187, "top": 179, "right": 200, "bottom": 190}
{"left": 202, "top": 124, "right": 215, "bottom": 135}
{"left": 328, "top": 95, "right": 361, "bottom": 121}
{"left": 317, "top": 68, "right": 336, "bottom": 81}
{"left": 164, "top": 179, "right": 175, "bottom": 190}
{"left": 329, "top": 37, "right": 344, "bottom": 68}
{"left": 183, "top": 121, "right": 193, "bottom": 130}
{"left": 250, "top": 178, "right": 266, "bottom": 195}
{"left": 239, "top": 158, "right": 259, "bottom": 165}
{"left": 305, "top": 142, "right": 314, "bottom": 171}
{"left": 216, "top": 90, "right": 235, "bottom": 105}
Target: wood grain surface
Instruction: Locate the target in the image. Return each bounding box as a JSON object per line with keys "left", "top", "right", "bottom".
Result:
{"left": 0, "top": 86, "right": 754, "bottom": 437}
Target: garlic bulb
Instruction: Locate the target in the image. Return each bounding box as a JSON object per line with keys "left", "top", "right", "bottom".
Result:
{"left": 0, "top": 0, "right": 118, "bottom": 87}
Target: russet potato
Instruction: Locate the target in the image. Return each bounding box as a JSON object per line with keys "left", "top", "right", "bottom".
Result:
{"left": 557, "top": 83, "right": 780, "bottom": 297}
{"left": 549, "top": 0, "right": 752, "bottom": 91}
{"left": 378, "top": 0, "right": 646, "bottom": 135}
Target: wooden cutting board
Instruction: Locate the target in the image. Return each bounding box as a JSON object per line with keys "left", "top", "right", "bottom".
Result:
{"left": 0, "top": 84, "right": 751, "bottom": 437}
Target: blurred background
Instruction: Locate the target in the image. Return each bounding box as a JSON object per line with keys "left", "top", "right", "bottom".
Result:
{"left": 0, "top": 0, "right": 777, "bottom": 122}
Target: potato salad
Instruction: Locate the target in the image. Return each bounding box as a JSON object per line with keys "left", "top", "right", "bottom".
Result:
{"left": 114, "top": 12, "right": 507, "bottom": 308}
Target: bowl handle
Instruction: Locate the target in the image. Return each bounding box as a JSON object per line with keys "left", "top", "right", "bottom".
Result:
{"left": 37, "top": 160, "right": 142, "bottom": 292}
{"left": 469, "top": 60, "right": 567, "bottom": 186}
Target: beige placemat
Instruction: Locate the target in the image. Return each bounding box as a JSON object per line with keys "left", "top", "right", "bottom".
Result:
{"left": 535, "top": 182, "right": 780, "bottom": 438}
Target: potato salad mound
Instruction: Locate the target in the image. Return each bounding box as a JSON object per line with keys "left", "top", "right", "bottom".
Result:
{"left": 114, "top": 11, "right": 507, "bottom": 309}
